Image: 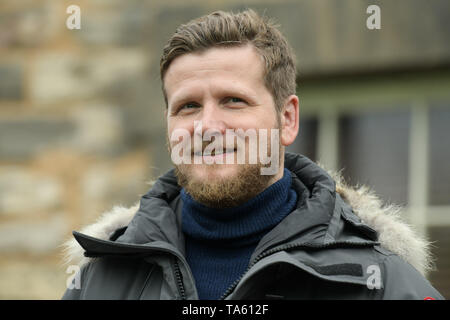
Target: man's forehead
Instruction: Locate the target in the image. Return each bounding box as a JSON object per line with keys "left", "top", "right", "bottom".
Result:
{"left": 164, "top": 45, "right": 265, "bottom": 98}
{"left": 165, "top": 45, "right": 263, "bottom": 79}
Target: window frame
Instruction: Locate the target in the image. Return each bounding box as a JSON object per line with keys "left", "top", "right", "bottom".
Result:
{"left": 297, "top": 69, "right": 450, "bottom": 236}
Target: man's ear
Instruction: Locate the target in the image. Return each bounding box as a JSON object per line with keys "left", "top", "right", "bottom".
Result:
{"left": 280, "top": 95, "right": 299, "bottom": 147}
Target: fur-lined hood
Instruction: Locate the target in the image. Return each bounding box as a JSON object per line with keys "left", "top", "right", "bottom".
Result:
{"left": 62, "top": 159, "right": 434, "bottom": 277}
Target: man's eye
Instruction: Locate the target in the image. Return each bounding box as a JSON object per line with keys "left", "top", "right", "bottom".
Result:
{"left": 180, "top": 103, "right": 199, "bottom": 111}
{"left": 227, "top": 97, "right": 245, "bottom": 104}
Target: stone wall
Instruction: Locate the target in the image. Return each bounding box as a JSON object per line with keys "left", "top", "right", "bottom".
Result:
{"left": 0, "top": 0, "right": 449, "bottom": 299}
{"left": 0, "top": 0, "right": 160, "bottom": 299}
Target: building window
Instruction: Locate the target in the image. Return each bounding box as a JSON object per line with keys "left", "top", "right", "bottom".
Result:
{"left": 338, "top": 108, "right": 410, "bottom": 206}
{"left": 428, "top": 102, "right": 450, "bottom": 206}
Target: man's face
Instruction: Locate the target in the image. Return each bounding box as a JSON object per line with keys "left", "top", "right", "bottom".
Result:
{"left": 164, "top": 44, "right": 284, "bottom": 207}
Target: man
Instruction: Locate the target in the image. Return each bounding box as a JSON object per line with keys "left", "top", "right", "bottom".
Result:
{"left": 62, "top": 9, "right": 443, "bottom": 300}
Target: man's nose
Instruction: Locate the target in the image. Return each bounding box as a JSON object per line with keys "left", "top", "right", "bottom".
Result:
{"left": 198, "top": 103, "right": 227, "bottom": 135}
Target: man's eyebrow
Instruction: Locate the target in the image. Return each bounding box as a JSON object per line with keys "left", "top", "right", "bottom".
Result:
{"left": 222, "top": 86, "right": 257, "bottom": 97}
{"left": 169, "top": 86, "right": 259, "bottom": 108}
{"left": 168, "top": 92, "right": 200, "bottom": 109}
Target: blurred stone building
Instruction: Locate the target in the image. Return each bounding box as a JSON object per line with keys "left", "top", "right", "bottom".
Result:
{"left": 0, "top": 0, "right": 449, "bottom": 299}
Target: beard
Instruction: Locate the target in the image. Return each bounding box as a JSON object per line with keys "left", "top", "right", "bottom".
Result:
{"left": 174, "top": 162, "right": 275, "bottom": 208}
{"left": 169, "top": 121, "right": 283, "bottom": 208}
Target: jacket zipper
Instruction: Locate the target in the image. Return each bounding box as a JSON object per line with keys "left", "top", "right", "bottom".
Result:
{"left": 172, "top": 257, "right": 187, "bottom": 300}
{"left": 219, "top": 240, "right": 376, "bottom": 299}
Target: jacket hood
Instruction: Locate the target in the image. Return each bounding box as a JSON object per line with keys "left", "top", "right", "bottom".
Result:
{"left": 62, "top": 153, "right": 434, "bottom": 276}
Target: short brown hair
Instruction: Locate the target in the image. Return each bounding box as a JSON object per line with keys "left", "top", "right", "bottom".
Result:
{"left": 160, "top": 9, "right": 297, "bottom": 112}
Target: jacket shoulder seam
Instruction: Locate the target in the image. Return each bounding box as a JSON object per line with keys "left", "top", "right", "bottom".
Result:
{"left": 373, "top": 244, "right": 396, "bottom": 257}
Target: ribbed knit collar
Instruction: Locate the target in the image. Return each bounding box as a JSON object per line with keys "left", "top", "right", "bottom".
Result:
{"left": 181, "top": 168, "right": 297, "bottom": 244}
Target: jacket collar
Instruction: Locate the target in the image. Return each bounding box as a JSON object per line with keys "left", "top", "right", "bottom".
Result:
{"left": 114, "top": 153, "right": 376, "bottom": 249}
{"left": 64, "top": 152, "right": 433, "bottom": 276}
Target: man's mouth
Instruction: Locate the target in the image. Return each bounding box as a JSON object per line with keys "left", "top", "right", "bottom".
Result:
{"left": 193, "top": 148, "right": 236, "bottom": 157}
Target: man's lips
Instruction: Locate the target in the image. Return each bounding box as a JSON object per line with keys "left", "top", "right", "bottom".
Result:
{"left": 193, "top": 148, "right": 236, "bottom": 157}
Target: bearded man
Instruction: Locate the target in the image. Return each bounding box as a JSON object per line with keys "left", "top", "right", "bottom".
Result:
{"left": 62, "top": 9, "right": 443, "bottom": 300}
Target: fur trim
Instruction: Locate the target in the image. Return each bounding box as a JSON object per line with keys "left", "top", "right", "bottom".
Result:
{"left": 328, "top": 169, "right": 434, "bottom": 276}
{"left": 61, "top": 204, "right": 139, "bottom": 267}
{"left": 62, "top": 174, "right": 434, "bottom": 276}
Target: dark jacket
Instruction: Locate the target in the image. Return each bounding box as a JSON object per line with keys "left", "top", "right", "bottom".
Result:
{"left": 62, "top": 153, "right": 444, "bottom": 300}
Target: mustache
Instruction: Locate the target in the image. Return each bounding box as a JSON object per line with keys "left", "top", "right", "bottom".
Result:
{"left": 169, "top": 133, "right": 245, "bottom": 152}
{"left": 191, "top": 140, "right": 238, "bottom": 154}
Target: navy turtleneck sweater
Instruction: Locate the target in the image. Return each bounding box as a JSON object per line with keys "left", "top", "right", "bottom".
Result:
{"left": 181, "top": 168, "right": 298, "bottom": 300}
